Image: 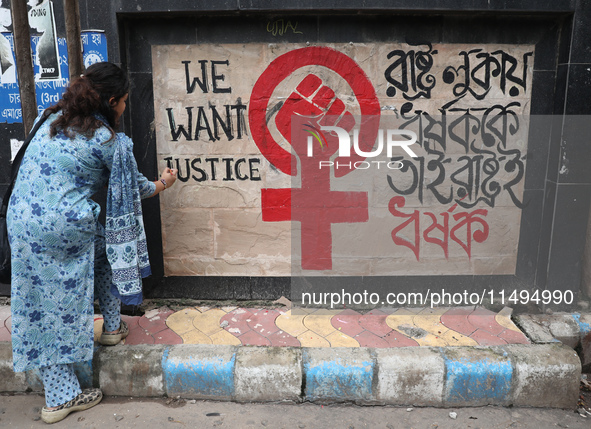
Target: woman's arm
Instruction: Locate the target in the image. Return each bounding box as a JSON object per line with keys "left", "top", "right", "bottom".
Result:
{"left": 148, "top": 167, "right": 178, "bottom": 197}
{"left": 100, "top": 133, "right": 179, "bottom": 198}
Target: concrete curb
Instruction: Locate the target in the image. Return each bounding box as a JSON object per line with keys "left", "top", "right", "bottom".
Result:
{"left": 514, "top": 313, "right": 591, "bottom": 371}
{"left": 0, "top": 342, "right": 581, "bottom": 408}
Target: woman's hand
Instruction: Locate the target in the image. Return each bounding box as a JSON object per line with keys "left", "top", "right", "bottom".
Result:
{"left": 153, "top": 167, "right": 178, "bottom": 196}
{"left": 160, "top": 167, "right": 178, "bottom": 188}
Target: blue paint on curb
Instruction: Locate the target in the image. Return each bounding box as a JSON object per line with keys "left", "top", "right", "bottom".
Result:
{"left": 73, "top": 360, "right": 93, "bottom": 389}
{"left": 25, "top": 368, "right": 43, "bottom": 391}
{"left": 162, "top": 348, "right": 236, "bottom": 398}
{"left": 303, "top": 352, "right": 374, "bottom": 401}
{"left": 573, "top": 314, "right": 591, "bottom": 336}
{"left": 443, "top": 355, "right": 512, "bottom": 404}
{"left": 162, "top": 347, "right": 170, "bottom": 365}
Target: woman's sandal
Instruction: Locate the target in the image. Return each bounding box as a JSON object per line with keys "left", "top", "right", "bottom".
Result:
{"left": 41, "top": 388, "right": 103, "bottom": 424}
{"left": 98, "top": 320, "right": 129, "bottom": 346}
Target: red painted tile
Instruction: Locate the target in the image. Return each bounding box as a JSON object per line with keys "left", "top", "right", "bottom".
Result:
{"left": 498, "top": 328, "right": 530, "bottom": 345}
{"left": 0, "top": 326, "right": 11, "bottom": 342}
{"left": 332, "top": 310, "right": 364, "bottom": 338}
{"left": 354, "top": 330, "right": 390, "bottom": 348}
{"left": 138, "top": 310, "right": 174, "bottom": 334}
{"left": 470, "top": 329, "right": 508, "bottom": 346}
{"left": 238, "top": 330, "right": 271, "bottom": 346}
{"left": 121, "top": 315, "right": 141, "bottom": 331}
{"left": 124, "top": 327, "right": 155, "bottom": 345}
{"left": 153, "top": 328, "right": 183, "bottom": 345}
{"left": 383, "top": 330, "right": 420, "bottom": 347}
{"left": 467, "top": 314, "right": 505, "bottom": 336}
{"left": 268, "top": 330, "right": 301, "bottom": 347}
{"left": 359, "top": 312, "right": 391, "bottom": 338}
{"left": 441, "top": 314, "right": 477, "bottom": 336}
{"left": 221, "top": 309, "right": 253, "bottom": 336}
{"left": 247, "top": 309, "right": 280, "bottom": 336}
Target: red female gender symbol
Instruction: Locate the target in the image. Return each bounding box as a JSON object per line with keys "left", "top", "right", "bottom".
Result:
{"left": 248, "top": 46, "right": 381, "bottom": 177}
{"left": 249, "top": 47, "right": 381, "bottom": 270}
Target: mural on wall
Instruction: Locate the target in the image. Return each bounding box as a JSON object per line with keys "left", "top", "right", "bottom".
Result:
{"left": 152, "top": 41, "right": 533, "bottom": 277}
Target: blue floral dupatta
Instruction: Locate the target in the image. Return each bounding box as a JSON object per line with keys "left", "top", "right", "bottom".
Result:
{"left": 105, "top": 134, "right": 151, "bottom": 305}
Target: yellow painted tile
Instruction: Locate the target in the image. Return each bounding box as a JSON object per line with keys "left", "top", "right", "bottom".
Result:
{"left": 180, "top": 329, "right": 212, "bottom": 344}
{"left": 221, "top": 306, "right": 237, "bottom": 313}
{"left": 304, "top": 314, "right": 337, "bottom": 338}
{"left": 276, "top": 310, "right": 308, "bottom": 337}
{"left": 441, "top": 329, "right": 478, "bottom": 346}
{"left": 495, "top": 310, "right": 521, "bottom": 333}
{"left": 297, "top": 330, "right": 330, "bottom": 347}
{"left": 414, "top": 314, "right": 451, "bottom": 344}
{"left": 325, "top": 330, "right": 359, "bottom": 347}
{"left": 394, "top": 325, "right": 443, "bottom": 346}
{"left": 209, "top": 329, "right": 241, "bottom": 346}
{"left": 193, "top": 309, "right": 226, "bottom": 336}
{"left": 385, "top": 314, "right": 416, "bottom": 331}
{"left": 387, "top": 314, "right": 448, "bottom": 347}
{"left": 413, "top": 334, "right": 448, "bottom": 347}
{"left": 166, "top": 309, "right": 202, "bottom": 335}
{"left": 413, "top": 314, "right": 447, "bottom": 333}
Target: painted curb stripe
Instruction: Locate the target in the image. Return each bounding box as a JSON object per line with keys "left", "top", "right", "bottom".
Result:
{"left": 572, "top": 314, "right": 591, "bottom": 336}
{"left": 73, "top": 360, "right": 93, "bottom": 389}
{"left": 25, "top": 368, "right": 43, "bottom": 391}
{"left": 442, "top": 352, "right": 512, "bottom": 404}
{"left": 303, "top": 350, "right": 374, "bottom": 401}
{"left": 162, "top": 347, "right": 236, "bottom": 398}
{"left": 0, "top": 342, "right": 580, "bottom": 408}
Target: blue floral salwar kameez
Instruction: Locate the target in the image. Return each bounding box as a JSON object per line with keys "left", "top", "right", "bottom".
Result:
{"left": 7, "top": 112, "right": 155, "bottom": 374}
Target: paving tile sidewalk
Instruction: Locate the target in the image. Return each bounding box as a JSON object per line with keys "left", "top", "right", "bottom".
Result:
{"left": 0, "top": 304, "right": 530, "bottom": 347}
{"left": 68, "top": 305, "right": 528, "bottom": 348}
{"left": 3, "top": 304, "right": 588, "bottom": 409}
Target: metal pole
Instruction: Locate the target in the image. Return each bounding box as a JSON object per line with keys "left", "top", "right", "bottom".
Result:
{"left": 10, "top": 0, "right": 37, "bottom": 135}
{"left": 63, "top": 0, "right": 83, "bottom": 80}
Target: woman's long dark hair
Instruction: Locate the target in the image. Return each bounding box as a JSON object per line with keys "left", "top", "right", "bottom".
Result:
{"left": 46, "top": 62, "right": 129, "bottom": 138}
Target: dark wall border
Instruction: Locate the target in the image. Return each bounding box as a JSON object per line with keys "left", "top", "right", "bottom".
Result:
{"left": 109, "top": 7, "right": 574, "bottom": 307}
{"left": 4, "top": 1, "right": 588, "bottom": 311}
